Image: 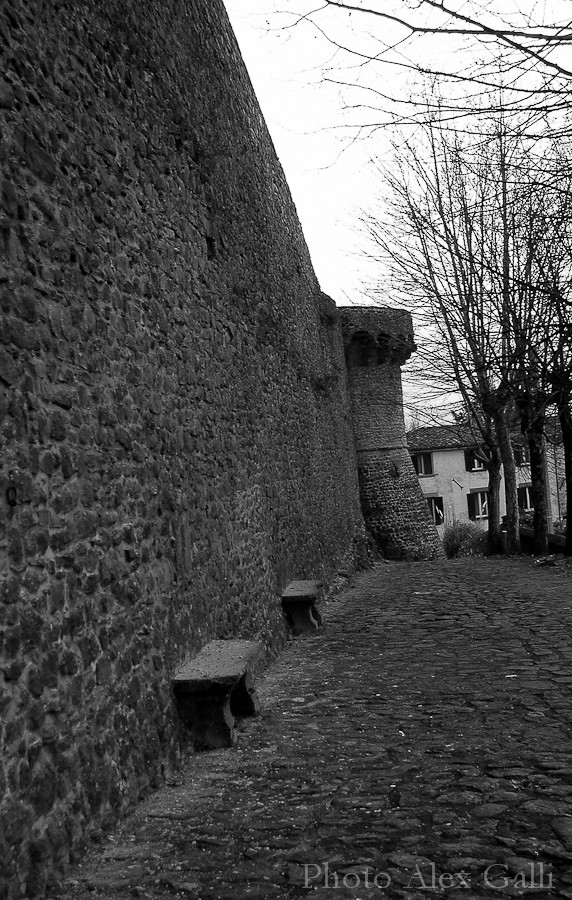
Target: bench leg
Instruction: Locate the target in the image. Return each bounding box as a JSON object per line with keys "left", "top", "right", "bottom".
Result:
{"left": 230, "top": 671, "right": 260, "bottom": 716}
{"left": 285, "top": 602, "right": 320, "bottom": 636}
{"left": 176, "top": 688, "right": 236, "bottom": 750}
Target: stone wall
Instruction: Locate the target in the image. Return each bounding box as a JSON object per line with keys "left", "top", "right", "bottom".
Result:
{"left": 0, "top": 1, "right": 365, "bottom": 894}
{"left": 339, "top": 307, "right": 444, "bottom": 560}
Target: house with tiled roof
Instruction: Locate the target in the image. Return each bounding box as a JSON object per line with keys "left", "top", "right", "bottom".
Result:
{"left": 407, "top": 423, "right": 566, "bottom": 533}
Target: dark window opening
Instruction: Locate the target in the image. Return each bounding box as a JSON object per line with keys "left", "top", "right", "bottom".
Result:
{"left": 345, "top": 330, "right": 376, "bottom": 367}
{"left": 412, "top": 452, "right": 434, "bottom": 476}
{"left": 514, "top": 446, "right": 530, "bottom": 467}
{"left": 467, "top": 491, "right": 488, "bottom": 520}
{"left": 518, "top": 485, "right": 533, "bottom": 510}
{"left": 427, "top": 496, "right": 444, "bottom": 524}
{"left": 464, "top": 448, "right": 487, "bottom": 471}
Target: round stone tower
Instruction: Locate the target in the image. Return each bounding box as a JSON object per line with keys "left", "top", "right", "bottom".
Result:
{"left": 339, "top": 306, "right": 444, "bottom": 559}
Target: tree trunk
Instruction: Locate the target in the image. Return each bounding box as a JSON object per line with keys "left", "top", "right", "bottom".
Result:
{"left": 493, "top": 409, "right": 521, "bottom": 554}
{"left": 527, "top": 424, "right": 549, "bottom": 555}
{"left": 519, "top": 405, "right": 549, "bottom": 556}
{"left": 558, "top": 398, "right": 572, "bottom": 556}
{"left": 487, "top": 445, "right": 503, "bottom": 554}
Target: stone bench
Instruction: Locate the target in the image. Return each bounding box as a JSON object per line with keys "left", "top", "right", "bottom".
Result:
{"left": 281, "top": 579, "right": 323, "bottom": 636}
{"left": 172, "top": 639, "right": 262, "bottom": 750}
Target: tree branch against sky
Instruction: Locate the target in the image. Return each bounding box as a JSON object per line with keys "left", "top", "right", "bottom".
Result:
{"left": 273, "top": 0, "right": 572, "bottom": 133}
{"left": 317, "top": 0, "right": 572, "bottom": 73}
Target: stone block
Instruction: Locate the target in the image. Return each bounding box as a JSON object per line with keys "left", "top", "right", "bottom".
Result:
{"left": 173, "top": 640, "right": 262, "bottom": 749}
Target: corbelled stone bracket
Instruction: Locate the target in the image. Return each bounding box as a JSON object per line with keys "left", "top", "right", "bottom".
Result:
{"left": 172, "top": 640, "right": 262, "bottom": 750}
{"left": 281, "top": 580, "right": 323, "bottom": 636}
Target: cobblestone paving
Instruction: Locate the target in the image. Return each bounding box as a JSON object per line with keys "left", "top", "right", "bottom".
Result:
{"left": 59, "top": 558, "right": 572, "bottom": 900}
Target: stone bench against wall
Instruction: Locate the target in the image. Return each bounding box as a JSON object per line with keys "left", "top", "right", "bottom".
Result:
{"left": 172, "top": 640, "right": 262, "bottom": 749}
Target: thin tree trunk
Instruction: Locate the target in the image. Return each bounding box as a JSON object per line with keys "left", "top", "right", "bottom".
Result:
{"left": 494, "top": 409, "right": 521, "bottom": 554}
{"left": 519, "top": 403, "right": 549, "bottom": 555}
{"left": 527, "top": 421, "right": 549, "bottom": 555}
{"left": 487, "top": 445, "right": 502, "bottom": 554}
{"left": 558, "top": 398, "right": 572, "bottom": 556}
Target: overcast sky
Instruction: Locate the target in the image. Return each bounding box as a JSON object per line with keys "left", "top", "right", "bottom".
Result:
{"left": 222, "top": 1, "right": 571, "bottom": 304}
{"left": 223, "top": 0, "right": 380, "bottom": 306}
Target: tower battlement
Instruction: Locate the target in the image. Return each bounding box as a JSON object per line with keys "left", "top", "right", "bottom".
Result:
{"left": 339, "top": 306, "right": 444, "bottom": 560}
{"left": 340, "top": 307, "right": 416, "bottom": 367}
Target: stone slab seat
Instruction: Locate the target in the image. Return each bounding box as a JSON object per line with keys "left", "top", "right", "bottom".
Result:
{"left": 172, "top": 639, "right": 262, "bottom": 750}
{"left": 281, "top": 579, "right": 323, "bottom": 636}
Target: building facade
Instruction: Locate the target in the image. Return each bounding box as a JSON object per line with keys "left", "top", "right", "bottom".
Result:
{"left": 407, "top": 424, "right": 566, "bottom": 536}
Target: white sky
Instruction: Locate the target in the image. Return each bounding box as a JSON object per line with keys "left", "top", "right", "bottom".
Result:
{"left": 223, "top": 0, "right": 378, "bottom": 305}
{"left": 222, "top": 0, "right": 571, "bottom": 311}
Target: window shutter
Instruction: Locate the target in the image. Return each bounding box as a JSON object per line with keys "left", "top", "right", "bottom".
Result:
{"left": 464, "top": 450, "right": 473, "bottom": 471}
{"left": 467, "top": 493, "right": 477, "bottom": 520}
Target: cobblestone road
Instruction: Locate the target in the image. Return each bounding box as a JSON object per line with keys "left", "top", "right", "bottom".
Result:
{"left": 59, "top": 558, "right": 572, "bottom": 900}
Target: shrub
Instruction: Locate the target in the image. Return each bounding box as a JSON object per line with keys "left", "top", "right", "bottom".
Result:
{"left": 519, "top": 509, "right": 534, "bottom": 529}
{"left": 443, "top": 520, "right": 488, "bottom": 558}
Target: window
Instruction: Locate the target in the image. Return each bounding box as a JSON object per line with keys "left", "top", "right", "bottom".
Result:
{"left": 467, "top": 491, "right": 488, "bottom": 520}
{"left": 514, "top": 446, "right": 530, "bottom": 467}
{"left": 464, "top": 448, "right": 486, "bottom": 471}
{"left": 427, "top": 496, "right": 444, "bottom": 524}
{"left": 412, "top": 452, "right": 433, "bottom": 476}
{"left": 518, "top": 485, "right": 533, "bottom": 510}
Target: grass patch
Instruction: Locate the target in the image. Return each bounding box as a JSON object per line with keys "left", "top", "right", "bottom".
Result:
{"left": 443, "top": 520, "right": 488, "bottom": 558}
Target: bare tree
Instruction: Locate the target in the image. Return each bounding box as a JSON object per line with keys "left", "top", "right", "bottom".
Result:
{"left": 526, "top": 185, "right": 572, "bottom": 553}
{"left": 279, "top": 1, "right": 572, "bottom": 134}
{"left": 363, "top": 116, "right": 572, "bottom": 553}
{"left": 495, "top": 145, "right": 572, "bottom": 552}
{"left": 363, "top": 122, "right": 517, "bottom": 549}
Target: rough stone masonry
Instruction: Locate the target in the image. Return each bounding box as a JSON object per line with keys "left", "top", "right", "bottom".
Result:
{"left": 340, "top": 307, "right": 443, "bottom": 561}
{"left": 0, "top": 0, "right": 440, "bottom": 895}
